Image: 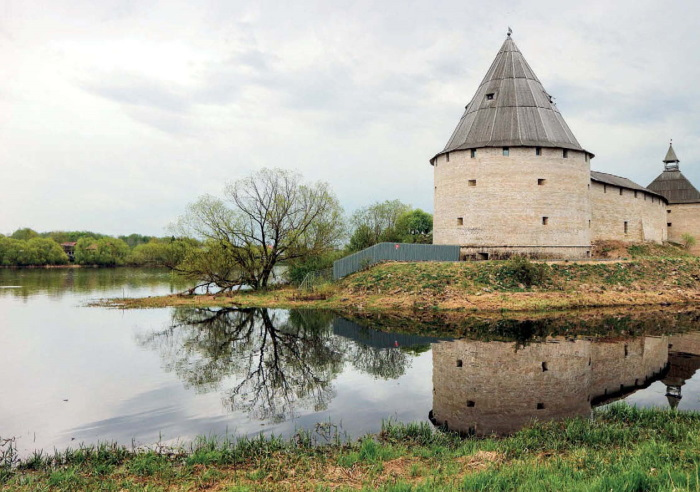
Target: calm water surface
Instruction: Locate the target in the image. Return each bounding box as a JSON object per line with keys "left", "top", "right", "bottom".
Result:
{"left": 1, "top": 268, "right": 699, "bottom": 455}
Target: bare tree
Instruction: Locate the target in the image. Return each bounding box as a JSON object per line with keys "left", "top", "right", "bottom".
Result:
{"left": 174, "top": 168, "right": 344, "bottom": 291}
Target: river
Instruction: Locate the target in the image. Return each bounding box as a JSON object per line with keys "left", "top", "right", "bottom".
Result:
{"left": 1, "top": 268, "right": 699, "bottom": 455}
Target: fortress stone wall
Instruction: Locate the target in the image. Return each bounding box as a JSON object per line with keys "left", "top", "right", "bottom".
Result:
{"left": 431, "top": 336, "right": 668, "bottom": 436}
{"left": 667, "top": 203, "right": 700, "bottom": 253}
{"left": 430, "top": 35, "right": 691, "bottom": 257}
{"left": 433, "top": 147, "right": 591, "bottom": 259}
{"left": 590, "top": 182, "right": 668, "bottom": 243}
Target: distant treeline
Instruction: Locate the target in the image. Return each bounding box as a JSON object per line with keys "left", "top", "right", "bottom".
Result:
{"left": 2, "top": 196, "right": 433, "bottom": 276}
{"left": 0, "top": 228, "right": 198, "bottom": 267}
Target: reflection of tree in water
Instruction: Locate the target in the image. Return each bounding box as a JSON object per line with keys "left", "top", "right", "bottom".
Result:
{"left": 137, "top": 308, "right": 412, "bottom": 422}
{"left": 346, "top": 343, "right": 410, "bottom": 380}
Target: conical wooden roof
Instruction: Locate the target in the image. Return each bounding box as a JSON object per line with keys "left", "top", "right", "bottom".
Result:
{"left": 648, "top": 144, "right": 700, "bottom": 204}
{"left": 664, "top": 144, "right": 680, "bottom": 164}
{"left": 433, "top": 36, "right": 591, "bottom": 162}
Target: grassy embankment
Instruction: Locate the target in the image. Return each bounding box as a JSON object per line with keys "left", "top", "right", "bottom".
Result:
{"left": 2, "top": 405, "right": 699, "bottom": 491}
{"left": 102, "top": 242, "right": 700, "bottom": 314}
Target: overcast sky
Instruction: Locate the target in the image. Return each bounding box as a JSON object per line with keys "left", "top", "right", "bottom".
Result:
{"left": 2, "top": 0, "right": 699, "bottom": 236}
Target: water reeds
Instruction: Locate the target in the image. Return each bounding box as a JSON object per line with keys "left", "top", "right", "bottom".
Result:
{"left": 2, "top": 404, "right": 700, "bottom": 491}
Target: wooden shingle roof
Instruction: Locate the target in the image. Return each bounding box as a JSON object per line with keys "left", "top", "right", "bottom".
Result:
{"left": 591, "top": 171, "right": 666, "bottom": 201}
{"left": 664, "top": 144, "right": 680, "bottom": 164}
{"left": 432, "top": 36, "right": 591, "bottom": 163}
{"left": 647, "top": 171, "right": 700, "bottom": 204}
{"left": 648, "top": 144, "right": 700, "bottom": 204}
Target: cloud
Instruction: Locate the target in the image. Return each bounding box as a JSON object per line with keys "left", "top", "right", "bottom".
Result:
{"left": 4, "top": 0, "right": 700, "bottom": 235}
{"left": 82, "top": 73, "right": 190, "bottom": 114}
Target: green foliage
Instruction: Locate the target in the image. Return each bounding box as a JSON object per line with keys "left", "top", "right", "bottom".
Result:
{"left": 175, "top": 239, "right": 246, "bottom": 291}
{"left": 118, "top": 233, "right": 158, "bottom": 248}
{"left": 127, "top": 238, "right": 197, "bottom": 268}
{"left": 10, "top": 228, "right": 39, "bottom": 241}
{"left": 175, "top": 168, "right": 345, "bottom": 290}
{"left": 10, "top": 227, "right": 39, "bottom": 241}
{"left": 41, "top": 230, "right": 108, "bottom": 244}
{"left": 0, "top": 237, "right": 69, "bottom": 266}
{"left": 394, "top": 209, "right": 433, "bottom": 244}
{"left": 495, "top": 256, "right": 550, "bottom": 288}
{"left": 347, "top": 203, "right": 433, "bottom": 252}
{"left": 348, "top": 200, "right": 412, "bottom": 252}
{"left": 287, "top": 250, "right": 344, "bottom": 285}
{"left": 682, "top": 233, "right": 697, "bottom": 250}
{"left": 627, "top": 244, "right": 650, "bottom": 257}
{"left": 74, "top": 237, "right": 130, "bottom": 266}
{"left": 348, "top": 224, "right": 375, "bottom": 252}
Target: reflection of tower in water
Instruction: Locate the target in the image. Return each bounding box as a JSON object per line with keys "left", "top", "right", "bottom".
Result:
{"left": 430, "top": 336, "right": 669, "bottom": 436}
{"left": 664, "top": 332, "right": 700, "bottom": 409}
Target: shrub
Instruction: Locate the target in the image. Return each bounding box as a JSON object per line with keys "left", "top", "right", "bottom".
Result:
{"left": 495, "top": 256, "right": 550, "bottom": 288}
{"left": 681, "top": 233, "right": 696, "bottom": 250}
{"left": 286, "top": 251, "right": 344, "bottom": 285}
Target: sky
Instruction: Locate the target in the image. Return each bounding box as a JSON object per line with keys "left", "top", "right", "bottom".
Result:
{"left": 2, "top": 0, "right": 700, "bottom": 236}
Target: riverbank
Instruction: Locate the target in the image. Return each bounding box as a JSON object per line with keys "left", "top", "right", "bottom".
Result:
{"left": 1, "top": 405, "right": 698, "bottom": 491}
{"left": 101, "top": 256, "right": 700, "bottom": 314}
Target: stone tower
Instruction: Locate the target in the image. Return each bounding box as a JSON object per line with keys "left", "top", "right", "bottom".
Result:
{"left": 431, "top": 34, "right": 594, "bottom": 259}
{"left": 648, "top": 143, "right": 700, "bottom": 253}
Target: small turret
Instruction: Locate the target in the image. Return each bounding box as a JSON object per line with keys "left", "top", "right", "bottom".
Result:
{"left": 663, "top": 141, "right": 680, "bottom": 171}
{"left": 648, "top": 142, "right": 700, "bottom": 203}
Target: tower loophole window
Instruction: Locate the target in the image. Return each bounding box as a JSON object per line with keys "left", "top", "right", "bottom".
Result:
{"left": 468, "top": 180, "right": 477, "bottom": 187}
{"left": 542, "top": 217, "right": 549, "bottom": 225}
{"left": 624, "top": 221, "right": 628, "bottom": 234}
{"left": 446, "top": 152, "right": 450, "bottom": 162}
{"left": 457, "top": 217, "right": 463, "bottom": 226}
{"left": 538, "top": 178, "right": 546, "bottom": 186}
{"left": 536, "top": 147, "right": 542, "bottom": 156}
{"left": 486, "top": 93, "right": 494, "bottom": 100}
{"left": 563, "top": 149, "right": 569, "bottom": 158}
{"left": 503, "top": 147, "right": 510, "bottom": 156}
{"left": 471, "top": 149, "right": 476, "bottom": 158}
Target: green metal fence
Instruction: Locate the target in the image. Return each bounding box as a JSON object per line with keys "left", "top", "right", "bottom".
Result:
{"left": 333, "top": 242, "right": 460, "bottom": 280}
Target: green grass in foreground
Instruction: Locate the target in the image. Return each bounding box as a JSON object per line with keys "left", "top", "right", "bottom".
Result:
{"left": 2, "top": 404, "right": 699, "bottom": 491}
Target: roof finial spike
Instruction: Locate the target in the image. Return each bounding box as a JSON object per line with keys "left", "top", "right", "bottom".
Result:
{"left": 507, "top": 26, "right": 512, "bottom": 37}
